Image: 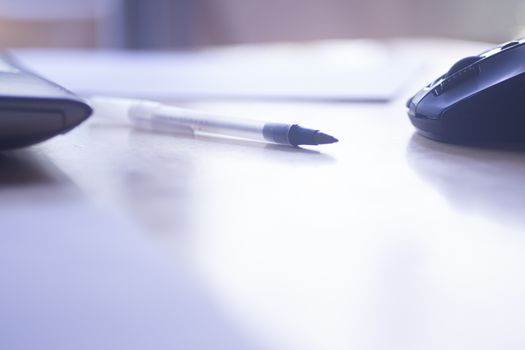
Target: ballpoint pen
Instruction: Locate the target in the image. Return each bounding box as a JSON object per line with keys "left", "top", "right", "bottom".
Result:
{"left": 91, "top": 97, "right": 338, "bottom": 147}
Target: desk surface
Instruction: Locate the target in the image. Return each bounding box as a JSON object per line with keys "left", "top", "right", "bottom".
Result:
{"left": 2, "top": 39, "right": 525, "bottom": 350}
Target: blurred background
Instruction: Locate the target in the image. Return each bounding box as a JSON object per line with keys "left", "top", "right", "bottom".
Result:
{"left": 0, "top": 0, "right": 524, "bottom": 49}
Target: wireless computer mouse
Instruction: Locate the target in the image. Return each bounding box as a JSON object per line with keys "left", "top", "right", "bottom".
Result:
{"left": 407, "top": 39, "right": 525, "bottom": 143}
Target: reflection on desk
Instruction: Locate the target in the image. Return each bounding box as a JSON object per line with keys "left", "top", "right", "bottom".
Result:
{"left": 407, "top": 134, "right": 525, "bottom": 229}
{"left": 0, "top": 151, "right": 264, "bottom": 350}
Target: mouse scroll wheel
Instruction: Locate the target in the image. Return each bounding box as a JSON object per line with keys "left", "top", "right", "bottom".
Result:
{"left": 446, "top": 56, "right": 481, "bottom": 77}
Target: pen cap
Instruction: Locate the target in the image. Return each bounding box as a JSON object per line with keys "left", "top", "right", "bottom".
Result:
{"left": 89, "top": 96, "right": 140, "bottom": 124}
{"left": 128, "top": 100, "right": 196, "bottom": 136}
{"left": 90, "top": 97, "right": 163, "bottom": 128}
{"left": 128, "top": 100, "right": 162, "bottom": 122}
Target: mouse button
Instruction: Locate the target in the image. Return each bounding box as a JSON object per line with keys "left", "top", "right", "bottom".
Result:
{"left": 434, "top": 64, "right": 480, "bottom": 95}
{"left": 407, "top": 85, "right": 433, "bottom": 110}
{"left": 412, "top": 91, "right": 453, "bottom": 120}
{"left": 501, "top": 41, "right": 520, "bottom": 50}
{"left": 446, "top": 56, "right": 481, "bottom": 76}
{"left": 478, "top": 46, "right": 525, "bottom": 86}
{"left": 427, "top": 74, "right": 446, "bottom": 88}
{"left": 479, "top": 47, "right": 501, "bottom": 58}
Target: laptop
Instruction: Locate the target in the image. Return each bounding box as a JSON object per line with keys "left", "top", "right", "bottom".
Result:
{"left": 0, "top": 52, "right": 91, "bottom": 150}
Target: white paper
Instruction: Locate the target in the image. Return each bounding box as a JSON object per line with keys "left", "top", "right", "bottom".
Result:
{"left": 13, "top": 40, "right": 421, "bottom": 102}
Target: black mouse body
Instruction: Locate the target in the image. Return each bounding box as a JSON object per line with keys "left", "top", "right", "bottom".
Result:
{"left": 407, "top": 39, "right": 525, "bottom": 144}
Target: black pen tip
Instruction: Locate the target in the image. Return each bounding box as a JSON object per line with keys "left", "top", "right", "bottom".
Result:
{"left": 287, "top": 125, "right": 338, "bottom": 146}
{"left": 313, "top": 132, "right": 339, "bottom": 145}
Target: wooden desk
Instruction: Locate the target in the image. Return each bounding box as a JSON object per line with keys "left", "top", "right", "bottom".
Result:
{"left": 3, "top": 39, "right": 525, "bottom": 350}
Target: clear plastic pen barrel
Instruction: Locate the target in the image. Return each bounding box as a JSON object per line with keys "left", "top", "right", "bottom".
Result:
{"left": 129, "top": 100, "right": 270, "bottom": 142}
